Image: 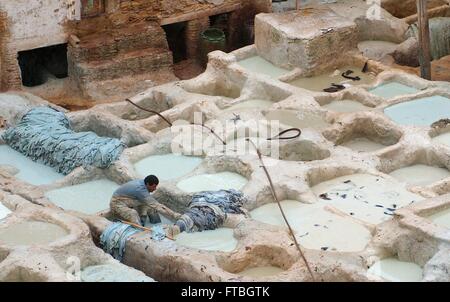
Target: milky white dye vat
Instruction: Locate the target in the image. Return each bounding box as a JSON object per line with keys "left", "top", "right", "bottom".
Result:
{"left": 322, "top": 100, "right": 372, "bottom": 113}
{"left": 389, "top": 164, "right": 450, "bottom": 186}
{"left": 0, "top": 203, "right": 11, "bottom": 220}
{"left": 0, "top": 221, "right": 68, "bottom": 246}
{"left": 224, "top": 99, "right": 274, "bottom": 112}
{"left": 432, "top": 132, "right": 450, "bottom": 147}
{"left": 237, "top": 56, "right": 290, "bottom": 79}
{"left": 81, "top": 264, "right": 153, "bottom": 282}
{"left": 176, "top": 172, "right": 247, "bottom": 193}
{"left": 369, "top": 82, "right": 419, "bottom": 99}
{"left": 134, "top": 154, "right": 202, "bottom": 181}
{"left": 311, "top": 174, "right": 422, "bottom": 225}
{"left": 237, "top": 266, "right": 284, "bottom": 278}
{"left": 264, "top": 110, "right": 330, "bottom": 130}
{"left": 427, "top": 208, "right": 450, "bottom": 229}
{"left": 175, "top": 228, "right": 237, "bottom": 252}
{"left": 367, "top": 258, "right": 423, "bottom": 282}
{"left": 384, "top": 96, "right": 450, "bottom": 126}
{"left": 45, "top": 179, "right": 119, "bottom": 214}
{"left": 357, "top": 41, "right": 398, "bottom": 60}
{"left": 0, "top": 145, "right": 64, "bottom": 186}
{"left": 250, "top": 200, "right": 372, "bottom": 252}
{"left": 341, "top": 137, "right": 387, "bottom": 152}
{"left": 288, "top": 66, "right": 375, "bottom": 92}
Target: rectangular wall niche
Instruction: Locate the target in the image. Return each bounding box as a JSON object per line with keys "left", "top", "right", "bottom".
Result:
{"left": 18, "top": 44, "right": 68, "bottom": 87}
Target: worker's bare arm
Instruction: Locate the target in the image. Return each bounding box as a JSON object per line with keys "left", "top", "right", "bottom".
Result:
{"left": 145, "top": 197, "right": 181, "bottom": 221}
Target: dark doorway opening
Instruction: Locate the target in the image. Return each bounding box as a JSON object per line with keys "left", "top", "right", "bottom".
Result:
{"left": 162, "top": 22, "right": 187, "bottom": 64}
{"left": 18, "top": 44, "right": 68, "bottom": 87}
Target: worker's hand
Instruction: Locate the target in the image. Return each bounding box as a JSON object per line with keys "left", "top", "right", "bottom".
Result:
{"left": 174, "top": 213, "right": 183, "bottom": 220}
{"left": 165, "top": 225, "right": 181, "bottom": 238}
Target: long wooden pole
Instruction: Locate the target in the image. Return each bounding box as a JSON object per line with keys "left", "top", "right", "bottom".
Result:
{"left": 416, "top": 0, "right": 432, "bottom": 80}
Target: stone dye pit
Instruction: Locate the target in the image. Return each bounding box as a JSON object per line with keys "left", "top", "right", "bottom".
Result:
{"left": 388, "top": 165, "right": 450, "bottom": 187}
{"left": 384, "top": 96, "right": 450, "bottom": 126}
{"left": 1, "top": 0, "right": 450, "bottom": 283}
{"left": 237, "top": 56, "right": 291, "bottom": 79}
{"left": 134, "top": 154, "right": 203, "bottom": 181}
{"left": 176, "top": 172, "right": 248, "bottom": 193}
{"left": 0, "top": 145, "right": 64, "bottom": 186}
{"left": 369, "top": 82, "right": 420, "bottom": 99}
{"left": 288, "top": 66, "right": 376, "bottom": 92}
{"left": 175, "top": 228, "right": 238, "bottom": 252}
{"left": 45, "top": 179, "right": 120, "bottom": 215}
{"left": 311, "top": 174, "right": 422, "bottom": 225}
{"left": 367, "top": 258, "right": 423, "bottom": 282}
{"left": 0, "top": 221, "right": 68, "bottom": 246}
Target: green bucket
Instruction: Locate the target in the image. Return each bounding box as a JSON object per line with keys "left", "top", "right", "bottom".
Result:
{"left": 199, "top": 28, "right": 227, "bottom": 66}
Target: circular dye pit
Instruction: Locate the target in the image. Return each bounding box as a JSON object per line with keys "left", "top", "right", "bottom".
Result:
{"left": 250, "top": 200, "right": 372, "bottom": 252}
{"left": 384, "top": 96, "right": 450, "bottom": 126}
{"left": 237, "top": 56, "right": 290, "bottom": 79}
{"left": 134, "top": 154, "right": 203, "bottom": 181}
{"left": 369, "top": 82, "right": 419, "bottom": 99}
{"left": 176, "top": 172, "right": 248, "bottom": 193}
{"left": 389, "top": 164, "right": 450, "bottom": 186}
{"left": 0, "top": 221, "right": 68, "bottom": 246}
{"left": 311, "top": 174, "right": 423, "bottom": 225}
{"left": 237, "top": 266, "right": 284, "bottom": 278}
{"left": 45, "top": 179, "right": 119, "bottom": 215}
{"left": 0, "top": 145, "right": 64, "bottom": 186}
{"left": 322, "top": 100, "right": 372, "bottom": 113}
{"left": 367, "top": 258, "right": 423, "bottom": 282}
{"left": 432, "top": 132, "right": 450, "bottom": 147}
{"left": 224, "top": 100, "right": 274, "bottom": 112}
{"left": 288, "top": 66, "right": 375, "bottom": 92}
{"left": 341, "top": 137, "right": 387, "bottom": 152}
{"left": 427, "top": 208, "right": 450, "bottom": 229}
{"left": 175, "top": 228, "right": 237, "bottom": 252}
{"left": 264, "top": 110, "right": 330, "bottom": 131}
{"left": 81, "top": 264, "right": 153, "bottom": 282}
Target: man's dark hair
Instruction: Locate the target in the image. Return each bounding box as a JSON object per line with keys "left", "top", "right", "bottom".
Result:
{"left": 144, "top": 175, "right": 159, "bottom": 186}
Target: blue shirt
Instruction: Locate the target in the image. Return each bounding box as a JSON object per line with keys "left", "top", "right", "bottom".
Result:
{"left": 113, "top": 179, "right": 153, "bottom": 202}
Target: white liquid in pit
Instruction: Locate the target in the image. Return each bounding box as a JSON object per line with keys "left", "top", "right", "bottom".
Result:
{"left": 432, "top": 132, "right": 450, "bottom": 147}
{"left": 134, "top": 154, "right": 202, "bottom": 181}
{"left": 45, "top": 179, "right": 119, "bottom": 215}
{"left": 369, "top": 82, "right": 419, "bottom": 99}
{"left": 81, "top": 264, "right": 153, "bottom": 282}
{"left": 250, "top": 200, "right": 372, "bottom": 252}
{"left": 264, "top": 110, "right": 330, "bottom": 130}
{"left": 175, "top": 228, "right": 237, "bottom": 252}
{"left": 0, "top": 145, "right": 64, "bottom": 186}
{"left": 289, "top": 66, "right": 376, "bottom": 92}
{"left": 427, "top": 208, "right": 450, "bottom": 229}
{"left": 0, "top": 203, "right": 11, "bottom": 220}
{"left": 176, "top": 172, "right": 247, "bottom": 193}
{"left": 311, "top": 174, "right": 423, "bottom": 225}
{"left": 367, "top": 258, "right": 423, "bottom": 282}
{"left": 224, "top": 99, "right": 274, "bottom": 112}
{"left": 237, "top": 56, "right": 290, "bottom": 79}
{"left": 389, "top": 164, "right": 450, "bottom": 187}
{"left": 237, "top": 266, "right": 285, "bottom": 278}
{"left": 0, "top": 221, "right": 68, "bottom": 246}
{"left": 322, "top": 100, "right": 372, "bottom": 113}
{"left": 358, "top": 41, "right": 399, "bottom": 60}
{"left": 341, "top": 137, "right": 387, "bottom": 152}
{"left": 384, "top": 96, "right": 450, "bottom": 126}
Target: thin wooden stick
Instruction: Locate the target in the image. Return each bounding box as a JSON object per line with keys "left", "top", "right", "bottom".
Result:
{"left": 120, "top": 219, "right": 175, "bottom": 241}
{"left": 416, "top": 0, "right": 432, "bottom": 80}
{"left": 246, "top": 139, "right": 316, "bottom": 281}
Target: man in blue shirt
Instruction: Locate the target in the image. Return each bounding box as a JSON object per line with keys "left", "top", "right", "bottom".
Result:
{"left": 110, "top": 175, "right": 181, "bottom": 226}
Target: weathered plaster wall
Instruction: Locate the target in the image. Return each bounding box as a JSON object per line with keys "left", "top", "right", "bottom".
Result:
{"left": 0, "top": 0, "right": 69, "bottom": 91}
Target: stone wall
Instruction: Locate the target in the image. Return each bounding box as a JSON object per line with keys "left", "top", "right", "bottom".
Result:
{"left": 381, "top": 0, "right": 448, "bottom": 18}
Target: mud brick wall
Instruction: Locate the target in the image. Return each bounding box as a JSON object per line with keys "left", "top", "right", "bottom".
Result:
{"left": 0, "top": 10, "right": 21, "bottom": 92}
